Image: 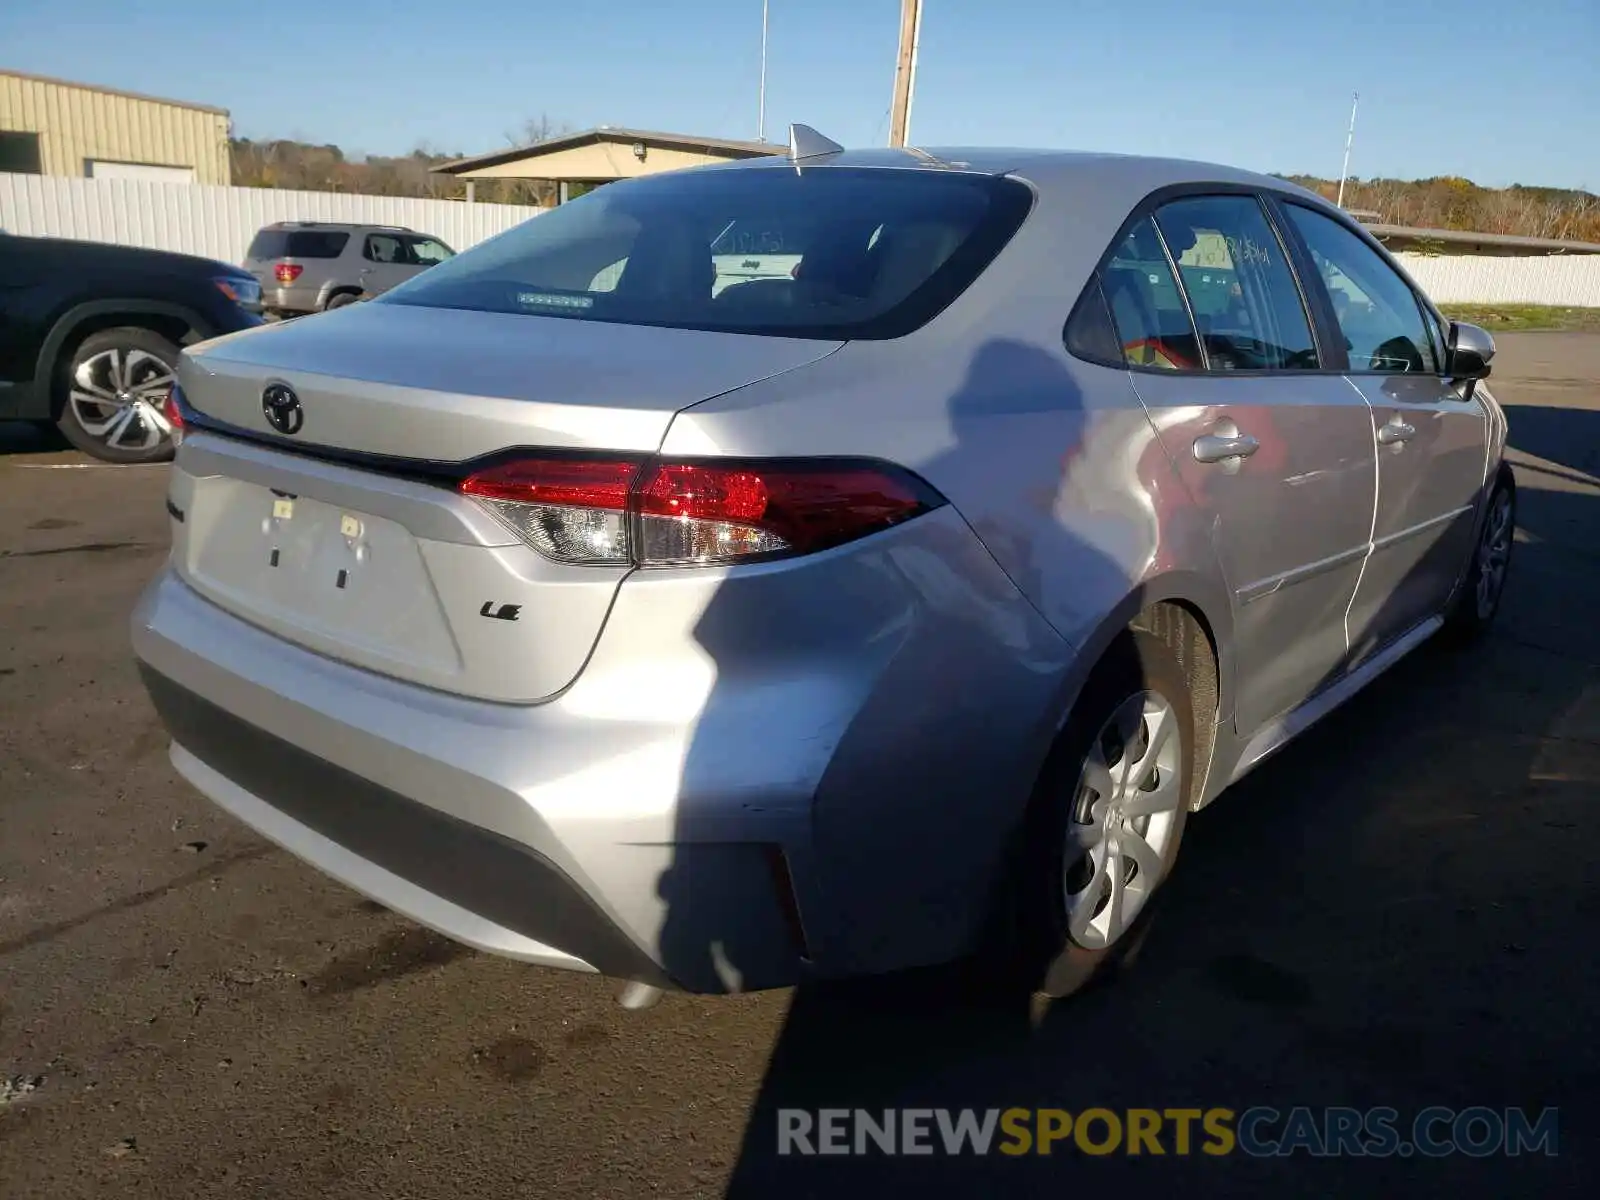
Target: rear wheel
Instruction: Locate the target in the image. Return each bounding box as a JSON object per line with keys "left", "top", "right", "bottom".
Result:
{"left": 324, "top": 292, "right": 360, "bottom": 310}
{"left": 54, "top": 327, "right": 179, "bottom": 464}
{"left": 997, "top": 629, "right": 1196, "bottom": 999}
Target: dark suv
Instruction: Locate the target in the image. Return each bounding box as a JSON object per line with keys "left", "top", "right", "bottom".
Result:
{"left": 0, "top": 233, "right": 263, "bottom": 463}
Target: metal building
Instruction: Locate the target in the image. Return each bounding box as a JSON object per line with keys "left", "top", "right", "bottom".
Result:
{"left": 0, "top": 69, "right": 230, "bottom": 185}
{"left": 433, "top": 127, "right": 774, "bottom": 203}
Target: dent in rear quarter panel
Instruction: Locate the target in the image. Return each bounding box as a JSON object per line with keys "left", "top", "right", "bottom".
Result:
{"left": 661, "top": 333, "right": 1233, "bottom": 719}
{"left": 656, "top": 333, "right": 1232, "bottom": 968}
{"left": 630, "top": 507, "right": 1076, "bottom": 976}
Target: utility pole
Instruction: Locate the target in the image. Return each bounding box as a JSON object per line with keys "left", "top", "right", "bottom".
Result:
{"left": 758, "top": 0, "right": 769, "bottom": 142}
{"left": 1336, "top": 92, "right": 1359, "bottom": 208}
{"left": 888, "top": 0, "right": 923, "bottom": 147}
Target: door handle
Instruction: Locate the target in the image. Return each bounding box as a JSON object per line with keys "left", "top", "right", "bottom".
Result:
{"left": 1193, "top": 432, "right": 1260, "bottom": 464}
{"left": 1377, "top": 419, "right": 1416, "bottom": 446}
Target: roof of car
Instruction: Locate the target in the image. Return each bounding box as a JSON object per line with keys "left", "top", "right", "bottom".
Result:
{"left": 723, "top": 146, "right": 1321, "bottom": 203}
{"left": 263, "top": 221, "right": 415, "bottom": 232}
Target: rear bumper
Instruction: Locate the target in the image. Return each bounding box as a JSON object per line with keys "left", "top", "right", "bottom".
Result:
{"left": 264, "top": 285, "right": 321, "bottom": 315}
{"left": 132, "top": 504, "right": 1076, "bottom": 991}
{"left": 133, "top": 570, "right": 806, "bottom": 991}
{"left": 141, "top": 665, "right": 666, "bottom": 981}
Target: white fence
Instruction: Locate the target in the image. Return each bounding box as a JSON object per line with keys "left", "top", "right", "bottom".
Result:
{"left": 1392, "top": 252, "right": 1600, "bottom": 307}
{"left": 5, "top": 173, "right": 1599, "bottom": 307}
{"left": 0, "top": 173, "right": 543, "bottom": 265}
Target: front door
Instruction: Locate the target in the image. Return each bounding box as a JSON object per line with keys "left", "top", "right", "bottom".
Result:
{"left": 1108, "top": 196, "right": 1377, "bottom": 736}
{"left": 1280, "top": 203, "right": 1487, "bottom": 664}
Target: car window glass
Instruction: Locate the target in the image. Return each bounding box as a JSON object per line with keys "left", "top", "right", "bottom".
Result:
{"left": 248, "top": 230, "right": 348, "bottom": 259}
{"left": 379, "top": 167, "right": 1032, "bottom": 340}
{"left": 364, "top": 234, "right": 405, "bottom": 264}
{"left": 588, "top": 258, "right": 628, "bottom": 292}
{"left": 408, "top": 237, "right": 454, "bottom": 265}
{"left": 1101, "top": 216, "right": 1201, "bottom": 370}
{"left": 1153, "top": 196, "right": 1319, "bottom": 371}
{"left": 1284, "top": 204, "right": 1437, "bottom": 373}
{"left": 709, "top": 218, "right": 806, "bottom": 297}
{"left": 1064, "top": 276, "right": 1124, "bottom": 365}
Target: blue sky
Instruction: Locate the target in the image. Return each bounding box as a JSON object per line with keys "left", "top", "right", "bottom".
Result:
{"left": 3, "top": 0, "right": 1596, "bottom": 188}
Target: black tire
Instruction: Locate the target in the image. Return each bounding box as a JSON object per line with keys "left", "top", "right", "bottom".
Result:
{"left": 1442, "top": 466, "right": 1516, "bottom": 644}
{"left": 988, "top": 626, "right": 1198, "bottom": 1000}
{"left": 54, "top": 326, "right": 180, "bottom": 464}
{"left": 324, "top": 292, "right": 361, "bottom": 310}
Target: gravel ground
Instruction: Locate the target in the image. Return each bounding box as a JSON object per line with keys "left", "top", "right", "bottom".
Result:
{"left": 1, "top": 334, "right": 1596, "bottom": 1197}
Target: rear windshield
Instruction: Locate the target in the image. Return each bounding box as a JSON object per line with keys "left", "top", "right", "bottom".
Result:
{"left": 247, "top": 229, "right": 350, "bottom": 259}
{"left": 379, "top": 167, "right": 1033, "bottom": 339}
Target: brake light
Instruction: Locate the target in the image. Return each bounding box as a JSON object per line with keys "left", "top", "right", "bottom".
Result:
{"left": 162, "top": 384, "right": 187, "bottom": 445}
{"left": 275, "top": 262, "right": 303, "bottom": 284}
{"left": 458, "top": 456, "right": 942, "bottom": 566}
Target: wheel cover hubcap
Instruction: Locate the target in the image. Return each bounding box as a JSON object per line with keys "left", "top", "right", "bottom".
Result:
{"left": 1475, "top": 492, "right": 1513, "bottom": 620}
{"left": 69, "top": 347, "right": 174, "bottom": 452}
{"left": 1063, "top": 691, "right": 1183, "bottom": 951}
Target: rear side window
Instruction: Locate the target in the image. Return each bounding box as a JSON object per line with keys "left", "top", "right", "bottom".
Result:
{"left": 380, "top": 167, "right": 1034, "bottom": 339}
{"left": 1098, "top": 216, "right": 1203, "bottom": 370}
{"left": 1282, "top": 204, "right": 1437, "bottom": 373}
{"left": 1063, "top": 276, "right": 1124, "bottom": 365}
{"left": 246, "top": 230, "right": 350, "bottom": 259}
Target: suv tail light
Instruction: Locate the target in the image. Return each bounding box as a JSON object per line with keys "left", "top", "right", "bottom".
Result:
{"left": 459, "top": 456, "right": 943, "bottom": 567}
{"left": 274, "top": 261, "right": 303, "bottom": 284}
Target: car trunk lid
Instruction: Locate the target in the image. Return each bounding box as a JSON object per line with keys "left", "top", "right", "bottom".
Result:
{"left": 170, "top": 303, "right": 841, "bottom": 702}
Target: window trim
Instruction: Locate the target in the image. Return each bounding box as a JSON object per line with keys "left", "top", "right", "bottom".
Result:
{"left": 1148, "top": 214, "right": 1212, "bottom": 372}
{"left": 1064, "top": 181, "right": 1348, "bottom": 378}
{"left": 1273, "top": 197, "right": 1448, "bottom": 379}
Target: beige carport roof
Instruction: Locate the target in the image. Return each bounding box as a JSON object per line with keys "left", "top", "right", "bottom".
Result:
{"left": 432, "top": 127, "right": 777, "bottom": 185}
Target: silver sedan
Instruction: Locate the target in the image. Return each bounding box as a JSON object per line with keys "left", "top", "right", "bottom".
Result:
{"left": 133, "top": 129, "right": 1513, "bottom": 999}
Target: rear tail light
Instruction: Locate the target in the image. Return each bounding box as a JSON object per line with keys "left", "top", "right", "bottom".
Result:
{"left": 274, "top": 261, "right": 303, "bottom": 284}
{"left": 461, "top": 459, "right": 635, "bottom": 565}
{"left": 458, "top": 455, "right": 943, "bottom": 567}
{"left": 162, "top": 384, "right": 187, "bottom": 445}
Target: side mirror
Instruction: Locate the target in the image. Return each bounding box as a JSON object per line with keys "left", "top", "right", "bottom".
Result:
{"left": 1448, "top": 321, "right": 1495, "bottom": 381}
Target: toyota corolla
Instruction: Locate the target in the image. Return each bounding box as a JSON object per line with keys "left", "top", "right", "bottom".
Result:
{"left": 133, "top": 128, "right": 1513, "bottom": 1000}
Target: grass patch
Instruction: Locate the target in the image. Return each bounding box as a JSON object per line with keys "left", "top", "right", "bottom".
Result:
{"left": 1440, "top": 304, "right": 1600, "bottom": 333}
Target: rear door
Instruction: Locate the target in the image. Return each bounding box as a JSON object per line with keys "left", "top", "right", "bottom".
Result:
{"left": 0, "top": 235, "right": 49, "bottom": 392}
{"left": 1278, "top": 202, "right": 1487, "bottom": 665}
{"left": 1108, "top": 194, "right": 1377, "bottom": 735}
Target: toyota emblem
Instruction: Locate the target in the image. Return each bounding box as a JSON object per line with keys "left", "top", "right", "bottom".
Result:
{"left": 262, "top": 383, "right": 304, "bottom": 435}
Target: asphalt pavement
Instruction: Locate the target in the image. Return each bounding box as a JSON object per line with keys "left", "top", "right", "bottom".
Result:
{"left": 1, "top": 334, "right": 1596, "bottom": 1197}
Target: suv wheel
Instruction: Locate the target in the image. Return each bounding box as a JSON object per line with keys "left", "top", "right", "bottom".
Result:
{"left": 324, "top": 292, "right": 360, "bottom": 310}
{"left": 56, "top": 327, "right": 180, "bottom": 464}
